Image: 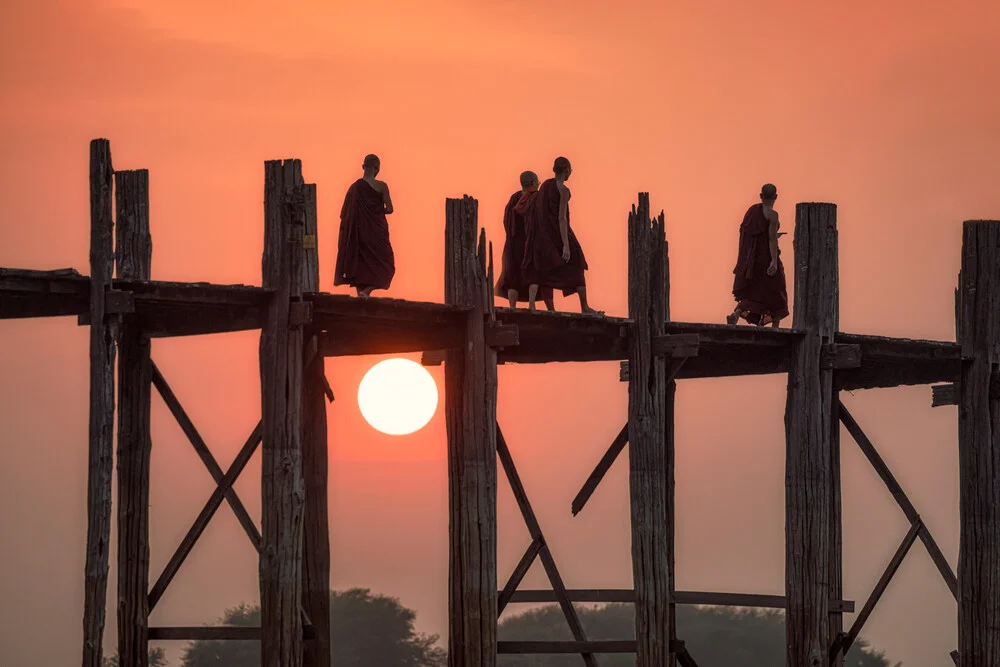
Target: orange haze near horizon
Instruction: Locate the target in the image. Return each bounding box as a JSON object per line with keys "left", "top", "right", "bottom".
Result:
{"left": 1, "top": 2, "right": 999, "bottom": 666}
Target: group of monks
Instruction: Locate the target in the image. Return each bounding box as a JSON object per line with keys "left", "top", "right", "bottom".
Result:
{"left": 332, "top": 154, "right": 788, "bottom": 327}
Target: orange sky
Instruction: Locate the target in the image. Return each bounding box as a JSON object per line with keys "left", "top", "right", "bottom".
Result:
{"left": 1, "top": 1, "right": 999, "bottom": 665}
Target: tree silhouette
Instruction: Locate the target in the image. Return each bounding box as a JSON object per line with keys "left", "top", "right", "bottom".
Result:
{"left": 102, "top": 647, "right": 168, "bottom": 667}
{"left": 180, "top": 588, "right": 445, "bottom": 667}
{"left": 497, "top": 604, "right": 899, "bottom": 667}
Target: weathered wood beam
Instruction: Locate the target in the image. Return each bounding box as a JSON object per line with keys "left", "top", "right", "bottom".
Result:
{"left": 82, "top": 138, "right": 116, "bottom": 667}
{"left": 259, "top": 159, "right": 306, "bottom": 667}
{"left": 651, "top": 333, "right": 699, "bottom": 358}
{"left": 838, "top": 402, "right": 958, "bottom": 598}
{"left": 498, "top": 641, "right": 635, "bottom": 654}
{"left": 627, "top": 193, "right": 671, "bottom": 667}
{"left": 571, "top": 422, "right": 629, "bottom": 515}
{"left": 835, "top": 519, "right": 922, "bottom": 659}
{"left": 148, "top": 422, "right": 262, "bottom": 611}
{"left": 821, "top": 343, "right": 860, "bottom": 369}
{"left": 444, "top": 197, "right": 498, "bottom": 667}
{"left": 786, "top": 202, "right": 838, "bottom": 667}
{"left": 833, "top": 333, "right": 962, "bottom": 390}
{"left": 498, "top": 538, "right": 542, "bottom": 615}
{"left": 148, "top": 626, "right": 317, "bottom": 641}
{"left": 114, "top": 168, "right": 153, "bottom": 667}
{"left": 956, "top": 220, "right": 1000, "bottom": 664}
{"left": 318, "top": 322, "right": 464, "bottom": 357}
{"left": 496, "top": 426, "right": 597, "bottom": 666}
{"left": 829, "top": 394, "right": 844, "bottom": 666}
{"left": 151, "top": 364, "right": 262, "bottom": 548}
{"left": 299, "top": 182, "right": 331, "bottom": 667}
{"left": 932, "top": 374, "right": 1000, "bottom": 407}
{"left": 504, "top": 589, "right": 854, "bottom": 612}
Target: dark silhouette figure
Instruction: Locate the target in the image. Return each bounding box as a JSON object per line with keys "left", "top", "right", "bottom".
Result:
{"left": 521, "top": 156, "right": 601, "bottom": 314}
{"left": 495, "top": 170, "right": 554, "bottom": 310}
{"left": 727, "top": 183, "right": 788, "bottom": 327}
{"left": 334, "top": 154, "right": 395, "bottom": 298}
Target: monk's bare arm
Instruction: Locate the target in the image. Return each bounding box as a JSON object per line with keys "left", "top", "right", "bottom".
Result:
{"left": 378, "top": 182, "right": 394, "bottom": 215}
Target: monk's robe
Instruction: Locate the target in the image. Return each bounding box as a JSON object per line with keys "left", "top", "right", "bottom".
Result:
{"left": 495, "top": 189, "right": 553, "bottom": 302}
{"left": 334, "top": 179, "right": 395, "bottom": 291}
{"left": 732, "top": 203, "right": 789, "bottom": 325}
{"left": 521, "top": 178, "right": 587, "bottom": 296}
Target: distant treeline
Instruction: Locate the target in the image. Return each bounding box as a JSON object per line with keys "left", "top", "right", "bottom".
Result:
{"left": 103, "top": 589, "right": 898, "bottom": 666}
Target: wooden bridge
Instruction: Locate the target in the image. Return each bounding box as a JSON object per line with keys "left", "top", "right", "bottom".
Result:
{"left": 1, "top": 138, "right": 997, "bottom": 667}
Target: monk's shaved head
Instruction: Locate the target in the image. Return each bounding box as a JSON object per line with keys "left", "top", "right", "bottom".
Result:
{"left": 760, "top": 183, "right": 777, "bottom": 200}
{"left": 520, "top": 170, "right": 539, "bottom": 188}
{"left": 362, "top": 154, "right": 380, "bottom": 170}
{"left": 553, "top": 156, "right": 571, "bottom": 175}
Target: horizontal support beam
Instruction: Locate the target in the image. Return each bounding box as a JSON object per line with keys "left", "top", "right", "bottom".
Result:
{"left": 651, "top": 333, "right": 700, "bottom": 358}
{"left": 932, "top": 374, "right": 1000, "bottom": 407}
{"left": 504, "top": 589, "right": 854, "bottom": 613}
{"left": 288, "top": 300, "right": 312, "bottom": 327}
{"left": 485, "top": 321, "right": 519, "bottom": 348}
{"left": 148, "top": 625, "right": 316, "bottom": 641}
{"left": 498, "top": 641, "right": 636, "bottom": 654}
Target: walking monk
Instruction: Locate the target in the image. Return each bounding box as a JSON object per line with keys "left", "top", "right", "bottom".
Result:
{"left": 495, "top": 170, "right": 554, "bottom": 310}
{"left": 727, "top": 183, "right": 788, "bottom": 327}
{"left": 522, "top": 156, "right": 601, "bottom": 314}
{"left": 334, "top": 154, "right": 395, "bottom": 298}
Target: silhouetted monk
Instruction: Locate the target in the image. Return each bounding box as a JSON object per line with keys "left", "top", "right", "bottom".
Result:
{"left": 522, "top": 157, "right": 601, "bottom": 315}
{"left": 727, "top": 183, "right": 788, "bottom": 327}
{"left": 495, "top": 171, "right": 555, "bottom": 310}
{"left": 334, "top": 154, "right": 395, "bottom": 298}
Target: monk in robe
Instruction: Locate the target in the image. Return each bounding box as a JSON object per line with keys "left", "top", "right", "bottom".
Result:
{"left": 495, "top": 170, "right": 555, "bottom": 310}
{"left": 521, "top": 156, "right": 601, "bottom": 315}
{"left": 727, "top": 183, "right": 789, "bottom": 327}
{"left": 334, "top": 154, "right": 395, "bottom": 298}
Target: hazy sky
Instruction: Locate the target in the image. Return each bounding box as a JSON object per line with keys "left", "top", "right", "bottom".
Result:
{"left": 1, "top": 1, "right": 999, "bottom": 665}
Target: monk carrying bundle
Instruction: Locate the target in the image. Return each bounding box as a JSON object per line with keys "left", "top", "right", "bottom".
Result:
{"left": 521, "top": 156, "right": 601, "bottom": 315}
{"left": 727, "top": 183, "right": 788, "bottom": 327}
{"left": 334, "top": 154, "right": 395, "bottom": 298}
{"left": 495, "top": 170, "right": 554, "bottom": 309}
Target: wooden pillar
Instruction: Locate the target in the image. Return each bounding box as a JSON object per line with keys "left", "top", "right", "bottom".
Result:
{"left": 260, "top": 159, "right": 307, "bottom": 667}
{"left": 664, "top": 217, "right": 677, "bottom": 667}
{"left": 627, "top": 193, "right": 671, "bottom": 666}
{"left": 828, "top": 221, "right": 844, "bottom": 666}
{"left": 115, "top": 169, "right": 153, "bottom": 667}
{"left": 300, "top": 182, "right": 332, "bottom": 667}
{"left": 82, "top": 138, "right": 116, "bottom": 667}
{"left": 785, "top": 202, "right": 838, "bottom": 667}
{"left": 444, "top": 196, "right": 498, "bottom": 667}
{"left": 957, "top": 220, "right": 1000, "bottom": 665}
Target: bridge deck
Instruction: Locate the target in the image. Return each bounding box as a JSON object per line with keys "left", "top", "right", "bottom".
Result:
{"left": 0, "top": 267, "right": 961, "bottom": 390}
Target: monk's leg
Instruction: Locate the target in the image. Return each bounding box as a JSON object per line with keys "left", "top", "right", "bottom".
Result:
{"left": 771, "top": 316, "right": 781, "bottom": 328}
{"left": 543, "top": 295, "right": 555, "bottom": 311}
{"left": 576, "top": 287, "right": 602, "bottom": 315}
{"left": 358, "top": 285, "right": 374, "bottom": 299}
{"left": 527, "top": 284, "right": 539, "bottom": 311}
{"left": 726, "top": 306, "right": 741, "bottom": 325}
{"left": 507, "top": 289, "right": 518, "bottom": 309}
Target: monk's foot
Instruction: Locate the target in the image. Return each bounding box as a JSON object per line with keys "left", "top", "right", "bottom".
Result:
{"left": 726, "top": 311, "right": 740, "bottom": 326}
{"left": 581, "top": 307, "right": 604, "bottom": 317}
{"left": 358, "top": 287, "right": 374, "bottom": 299}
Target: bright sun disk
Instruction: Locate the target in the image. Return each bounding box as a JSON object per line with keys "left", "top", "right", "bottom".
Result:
{"left": 357, "top": 358, "right": 439, "bottom": 436}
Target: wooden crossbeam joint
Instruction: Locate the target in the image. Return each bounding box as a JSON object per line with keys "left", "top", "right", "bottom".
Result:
{"left": 485, "top": 321, "right": 519, "bottom": 348}
{"left": 421, "top": 349, "right": 447, "bottom": 366}
{"left": 931, "top": 372, "right": 1000, "bottom": 407}
{"left": 821, "top": 343, "right": 861, "bottom": 369}
{"left": 77, "top": 289, "right": 134, "bottom": 325}
{"left": 288, "top": 300, "right": 313, "bottom": 328}
{"left": 651, "top": 333, "right": 700, "bottom": 358}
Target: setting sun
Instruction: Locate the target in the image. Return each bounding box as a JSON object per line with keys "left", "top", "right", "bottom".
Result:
{"left": 357, "top": 358, "right": 439, "bottom": 436}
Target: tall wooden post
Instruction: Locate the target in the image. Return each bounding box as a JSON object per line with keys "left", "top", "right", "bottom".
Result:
{"left": 115, "top": 169, "right": 153, "bottom": 667}
{"left": 444, "top": 196, "right": 498, "bottom": 667}
{"left": 957, "top": 220, "right": 1000, "bottom": 665}
{"left": 83, "top": 138, "right": 116, "bottom": 667}
{"left": 664, "top": 216, "right": 677, "bottom": 667}
{"left": 828, "top": 221, "right": 844, "bottom": 666}
{"left": 627, "top": 193, "right": 671, "bottom": 666}
{"left": 301, "top": 182, "right": 332, "bottom": 667}
{"left": 785, "top": 202, "right": 838, "bottom": 667}
{"left": 260, "top": 159, "right": 307, "bottom": 667}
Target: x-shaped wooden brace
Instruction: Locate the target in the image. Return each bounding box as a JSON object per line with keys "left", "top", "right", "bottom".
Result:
{"left": 496, "top": 425, "right": 600, "bottom": 667}
{"left": 147, "top": 339, "right": 332, "bottom": 625}
{"left": 828, "top": 401, "right": 958, "bottom": 664}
